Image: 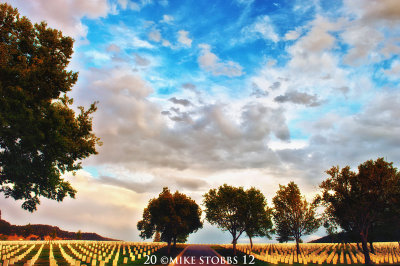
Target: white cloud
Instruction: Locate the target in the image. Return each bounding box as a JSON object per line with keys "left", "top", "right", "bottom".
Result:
{"left": 292, "top": 16, "right": 337, "bottom": 54}
{"left": 177, "top": 30, "right": 193, "bottom": 47}
{"left": 132, "top": 37, "right": 154, "bottom": 49}
{"left": 118, "top": 0, "right": 150, "bottom": 11}
{"left": 162, "top": 39, "right": 172, "bottom": 47}
{"left": 269, "top": 139, "right": 308, "bottom": 151}
{"left": 10, "top": 0, "right": 110, "bottom": 39}
{"left": 148, "top": 29, "right": 162, "bottom": 42}
{"left": 160, "top": 14, "right": 174, "bottom": 24}
{"left": 341, "top": 24, "right": 384, "bottom": 66}
{"left": 347, "top": 0, "right": 400, "bottom": 23}
{"left": 304, "top": 90, "right": 400, "bottom": 171}
{"left": 242, "top": 15, "right": 279, "bottom": 42}
{"left": 284, "top": 16, "right": 350, "bottom": 87}
{"left": 198, "top": 44, "right": 243, "bottom": 77}
{"left": 341, "top": 0, "right": 400, "bottom": 65}
{"left": 284, "top": 29, "right": 301, "bottom": 41}
{"left": 108, "top": 24, "right": 155, "bottom": 49}
{"left": 118, "top": 0, "right": 129, "bottom": 9}
{"left": 85, "top": 50, "right": 111, "bottom": 64}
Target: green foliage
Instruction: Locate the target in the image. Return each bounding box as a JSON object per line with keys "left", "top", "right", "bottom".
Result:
{"left": 0, "top": 3, "right": 100, "bottom": 211}
{"left": 272, "top": 182, "right": 319, "bottom": 253}
{"left": 244, "top": 187, "right": 274, "bottom": 248}
{"left": 316, "top": 157, "right": 400, "bottom": 264}
{"left": 137, "top": 187, "right": 202, "bottom": 250}
{"left": 203, "top": 185, "right": 273, "bottom": 253}
{"left": 203, "top": 184, "right": 247, "bottom": 254}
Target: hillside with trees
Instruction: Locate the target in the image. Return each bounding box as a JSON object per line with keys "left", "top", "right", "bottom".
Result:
{"left": 0, "top": 214, "right": 115, "bottom": 241}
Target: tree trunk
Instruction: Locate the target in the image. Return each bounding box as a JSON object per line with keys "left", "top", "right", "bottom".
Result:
{"left": 167, "top": 239, "right": 171, "bottom": 255}
{"left": 232, "top": 238, "right": 237, "bottom": 256}
{"left": 295, "top": 236, "right": 301, "bottom": 262}
{"left": 173, "top": 236, "right": 177, "bottom": 248}
{"left": 360, "top": 233, "right": 372, "bottom": 264}
{"left": 295, "top": 238, "right": 301, "bottom": 255}
{"left": 369, "top": 239, "right": 375, "bottom": 254}
{"left": 249, "top": 236, "right": 253, "bottom": 251}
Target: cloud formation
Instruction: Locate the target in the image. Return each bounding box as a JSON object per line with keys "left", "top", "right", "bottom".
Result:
{"left": 242, "top": 15, "right": 279, "bottom": 42}
{"left": 169, "top": 97, "right": 192, "bottom": 106}
{"left": 177, "top": 30, "right": 193, "bottom": 47}
{"left": 198, "top": 44, "right": 243, "bottom": 77}
{"left": 274, "top": 91, "right": 321, "bottom": 107}
{"left": 160, "top": 14, "right": 174, "bottom": 24}
{"left": 10, "top": 0, "right": 110, "bottom": 38}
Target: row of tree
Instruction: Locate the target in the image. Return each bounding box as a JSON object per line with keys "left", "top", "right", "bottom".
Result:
{"left": 137, "top": 158, "right": 400, "bottom": 265}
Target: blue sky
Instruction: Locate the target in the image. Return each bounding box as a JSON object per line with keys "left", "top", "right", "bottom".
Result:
{"left": 2, "top": 0, "right": 400, "bottom": 244}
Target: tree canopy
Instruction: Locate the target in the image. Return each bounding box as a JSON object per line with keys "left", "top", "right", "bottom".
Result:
{"left": 0, "top": 3, "right": 100, "bottom": 211}
{"left": 272, "top": 182, "right": 320, "bottom": 254}
{"left": 137, "top": 187, "right": 202, "bottom": 253}
{"left": 316, "top": 158, "right": 400, "bottom": 264}
{"left": 203, "top": 184, "right": 247, "bottom": 255}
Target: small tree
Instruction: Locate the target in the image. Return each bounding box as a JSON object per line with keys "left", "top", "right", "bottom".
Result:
{"left": 23, "top": 223, "right": 32, "bottom": 238}
{"left": 137, "top": 187, "right": 202, "bottom": 254}
{"left": 76, "top": 230, "right": 82, "bottom": 240}
{"left": 316, "top": 158, "right": 400, "bottom": 264}
{"left": 272, "top": 182, "right": 319, "bottom": 255}
{"left": 0, "top": 3, "right": 101, "bottom": 211}
{"left": 244, "top": 187, "right": 273, "bottom": 250}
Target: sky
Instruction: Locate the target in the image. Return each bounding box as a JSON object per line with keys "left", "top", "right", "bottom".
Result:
{"left": 1, "top": 0, "right": 400, "bottom": 244}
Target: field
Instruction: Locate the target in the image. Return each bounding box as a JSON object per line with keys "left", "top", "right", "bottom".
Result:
{"left": 0, "top": 240, "right": 181, "bottom": 265}
{"left": 0, "top": 241, "right": 399, "bottom": 265}
{"left": 218, "top": 242, "right": 400, "bottom": 265}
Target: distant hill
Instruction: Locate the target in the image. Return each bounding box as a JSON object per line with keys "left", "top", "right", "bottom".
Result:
{"left": 310, "top": 231, "right": 400, "bottom": 243}
{"left": 0, "top": 216, "right": 117, "bottom": 241}
{"left": 310, "top": 232, "right": 355, "bottom": 243}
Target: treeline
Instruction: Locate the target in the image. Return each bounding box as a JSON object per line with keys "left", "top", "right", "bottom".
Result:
{"left": 137, "top": 158, "right": 400, "bottom": 265}
{"left": 0, "top": 218, "right": 115, "bottom": 241}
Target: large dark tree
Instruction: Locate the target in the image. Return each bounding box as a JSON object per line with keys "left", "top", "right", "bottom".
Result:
{"left": 137, "top": 187, "right": 202, "bottom": 254}
{"left": 272, "top": 182, "right": 320, "bottom": 255}
{"left": 0, "top": 3, "right": 100, "bottom": 211}
{"left": 244, "top": 187, "right": 273, "bottom": 250}
{"left": 316, "top": 158, "right": 400, "bottom": 264}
